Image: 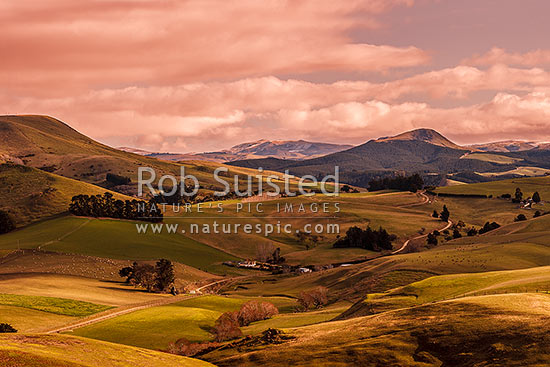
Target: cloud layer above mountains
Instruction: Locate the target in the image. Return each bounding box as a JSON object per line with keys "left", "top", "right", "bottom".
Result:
{"left": 2, "top": 0, "right": 550, "bottom": 151}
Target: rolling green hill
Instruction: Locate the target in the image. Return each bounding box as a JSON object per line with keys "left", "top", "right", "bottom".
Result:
{"left": 201, "top": 293, "right": 550, "bottom": 367}
{"left": 0, "top": 216, "right": 237, "bottom": 273}
{"left": 0, "top": 163, "right": 132, "bottom": 225}
{"left": 0, "top": 334, "right": 213, "bottom": 367}
{"left": 0, "top": 115, "right": 304, "bottom": 197}
{"left": 435, "top": 175, "right": 550, "bottom": 199}
{"left": 339, "top": 265, "right": 550, "bottom": 318}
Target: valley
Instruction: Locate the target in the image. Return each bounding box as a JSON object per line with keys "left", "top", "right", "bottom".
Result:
{"left": 0, "top": 115, "right": 549, "bottom": 366}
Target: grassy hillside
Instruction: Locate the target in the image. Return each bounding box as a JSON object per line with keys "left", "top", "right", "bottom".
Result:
{"left": 435, "top": 175, "right": 550, "bottom": 199}
{"left": 70, "top": 295, "right": 296, "bottom": 349}
{"left": 0, "top": 274, "right": 179, "bottom": 306}
{"left": 0, "top": 216, "right": 237, "bottom": 273}
{"left": 202, "top": 293, "right": 550, "bottom": 367}
{"left": 223, "top": 213, "right": 550, "bottom": 302}
{"left": 177, "top": 191, "right": 443, "bottom": 262}
{"left": 0, "top": 334, "right": 213, "bottom": 367}
{"left": 0, "top": 115, "right": 304, "bottom": 196}
{"left": 0, "top": 115, "right": 192, "bottom": 186}
{"left": 0, "top": 191, "right": 443, "bottom": 269}
{"left": 0, "top": 293, "right": 110, "bottom": 316}
{"left": 342, "top": 266, "right": 550, "bottom": 317}
{"left": 0, "top": 164, "right": 131, "bottom": 225}
{"left": 0, "top": 305, "right": 78, "bottom": 333}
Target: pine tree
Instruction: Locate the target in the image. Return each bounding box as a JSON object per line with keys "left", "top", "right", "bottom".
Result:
{"left": 440, "top": 205, "right": 450, "bottom": 222}
{"left": 533, "top": 191, "right": 541, "bottom": 203}
{"left": 155, "top": 259, "right": 175, "bottom": 292}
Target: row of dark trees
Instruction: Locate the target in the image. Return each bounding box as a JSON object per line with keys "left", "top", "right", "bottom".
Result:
{"left": 69, "top": 192, "right": 162, "bottom": 222}
{"left": 333, "top": 226, "right": 396, "bottom": 251}
{"left": 119, "top": 259, "right": 175, "bottom": 293}
{"left": 368, "top": 174, "right": 424, "bottom": 193}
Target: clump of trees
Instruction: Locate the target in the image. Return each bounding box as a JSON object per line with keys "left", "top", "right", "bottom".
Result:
{"left": 256, "top": 243, "right": 285, "bottom": 264}
{"left": 70, "top": 192, "right": 162, "bottom": 222}
{"left": 333, "top": 226, "right": 396, "bottom": 251}
{"left": 296, "top": 230, "right": 322, "bottom": 250}
{"left": 368, "top": 174, "right": 424, "bottom": 193}
{"left": 513, "top": 187, "right": 523, "bottom": 203}
{"left": 479, "top": 221, "right": 500, "bottom": 234}
{"left": 439, "top": 205, "right": 450, "bottom": 222}
{"left": 106, "top": 173, "right": 131, "bottom": 186}
{"left": 212, "top": 300, "right": 279, "bottom": 341}
{"left": 515, "top": 214, "right": 527, "bottom": 222}
{"left": 427, "top": 232, "right": 438, "bottom": 246}
{"left": 119, "top": 259, "right": 175, "bottom": 292}
{"left": 0, "top": 210, "right": 16, "bottom": 234}
{"left": 0, "top": 323, "right": 17, "bottom": 333}
{"left": 297, "top": 286, "right": 329, "bottom": 312}
{"left": 167, "top": 338, "right": 219, "bottom": 357}
{"left": 341, "top": 185, "right": 359, "bottom": 193}
{"left": 212, "top": 311, "right": 242, "bottom": 342}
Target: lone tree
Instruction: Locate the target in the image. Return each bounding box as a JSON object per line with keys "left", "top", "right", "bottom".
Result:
{"left": 155, "top": 259, "right": 175, "bottom": 292}
{"left": 514, "top": 188, "right": 523, "bottom": 203}
{"left": 0, "top": 210, "right": 16, "bottom": 234}
{"left": 533, "top": 191, "right": 541, "bottom": 203}
{"left": 440, "top": 205, "right": 450, "bottom": 222}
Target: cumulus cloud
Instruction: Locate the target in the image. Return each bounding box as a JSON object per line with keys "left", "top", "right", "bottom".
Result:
{"left": 463, "top": 47, "right": 550, "bottom": 68}
{"left": 0, "top": 0, "right": 427, "bottom": 96}
{"left": 4, "top": 1, "right": 550, "bottom": 152}
{"left": 6, "top": 62, "right": 550, "bottom": 151}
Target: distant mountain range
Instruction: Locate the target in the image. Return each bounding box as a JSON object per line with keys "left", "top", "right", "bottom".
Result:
{"left": 3, "top": 115, "right": 550, "bottom": 190}
{"left": 227, "top": 129, "right": 550, "bottom": 187}
{"left": 468, "top": 140, "right": 550, "bottom": 152}
{"left": 119, "top": 139, "right": 352, "bottom": 162}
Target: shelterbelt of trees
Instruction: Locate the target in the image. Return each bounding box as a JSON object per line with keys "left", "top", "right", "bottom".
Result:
{"left": 368, "top": 174, "right": 424, "bottom": 192}
{"left": 69, "top": 192, "right": 162, "bottom": 222}
{"left": 333, "top": 226, "right": 396, "bottom": 251}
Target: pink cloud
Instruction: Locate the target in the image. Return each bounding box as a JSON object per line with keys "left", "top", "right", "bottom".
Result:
{"left": 5, "top": 62, "right": 550, "bottom": 151}
{"left": 463, "top": 47, "right": 550, "bottom": 68}
{"left": 0, "top": 0, "right": 427, "bottom": 97}
{"left": 271, "top": 92, "right": 550, "bottom": 145}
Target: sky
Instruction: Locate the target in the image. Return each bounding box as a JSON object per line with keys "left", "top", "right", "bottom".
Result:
{"left": 2, "top": 0, "right": 550, "bottom": 152}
